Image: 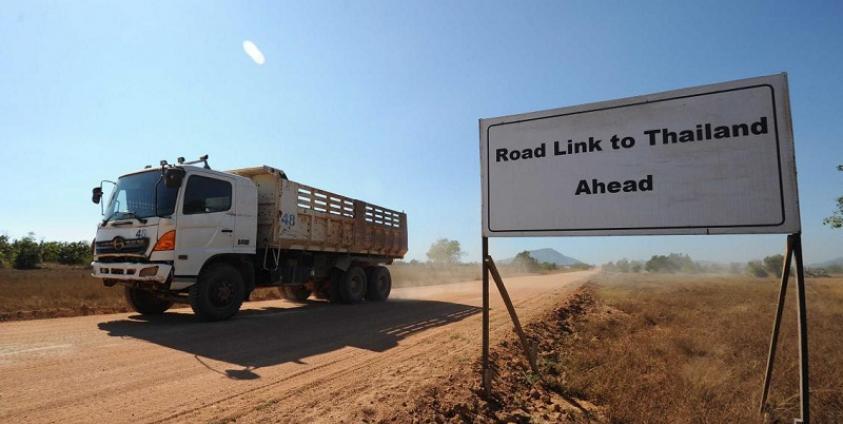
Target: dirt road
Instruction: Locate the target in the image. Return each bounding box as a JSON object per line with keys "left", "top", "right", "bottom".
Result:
{"left": 0, "top": 270, "right": 593, "bottom": 423}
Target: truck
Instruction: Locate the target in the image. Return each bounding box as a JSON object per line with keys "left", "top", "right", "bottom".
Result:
{"left": 90, "top": 155, "right": 407, "bottom": 321}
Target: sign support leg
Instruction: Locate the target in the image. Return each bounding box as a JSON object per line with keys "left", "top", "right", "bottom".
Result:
{"left": 760, "top": 234, "right": 793, "bottom": 413}
{"left": 486, "top": 256, "right": 541, "bottom": 377}
{"left": 793, "top": 233, "right": 810, "bottom": 424}
{"left": 481, "top": 236, "right": 491, "bottom": 397}
{"left": 759, "top": 233, "right": 810, "bottom": 424}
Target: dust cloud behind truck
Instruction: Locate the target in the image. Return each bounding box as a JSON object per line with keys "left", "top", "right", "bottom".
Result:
{"left": 90, "top": 156, "right": 407, "bottom": 321}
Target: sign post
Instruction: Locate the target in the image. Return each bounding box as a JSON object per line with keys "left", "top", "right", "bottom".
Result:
{"left": 478, "top": 73, "right": 808, "bottom": 422}
{"left": 760, "top": 232, "right": 810, "bottom": 423}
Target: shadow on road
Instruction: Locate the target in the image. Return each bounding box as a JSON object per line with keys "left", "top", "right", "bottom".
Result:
{"left": 97, "top": 299, "right": 480, "bottom": 379}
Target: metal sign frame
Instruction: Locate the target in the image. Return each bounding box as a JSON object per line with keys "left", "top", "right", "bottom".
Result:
{"left": 478, "top": 73, "right": 810, "bottom": 423}
{"left": 480, "top": 73, "right": 800, "bottom": 237}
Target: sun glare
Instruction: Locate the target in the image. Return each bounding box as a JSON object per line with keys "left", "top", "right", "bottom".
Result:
{"left": 242, "top": 40, "right": 266, "bottom": 65}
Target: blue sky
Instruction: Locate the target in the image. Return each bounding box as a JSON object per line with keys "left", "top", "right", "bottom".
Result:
{"left": 1, "top": 1, "right": 842, "bottom": 264}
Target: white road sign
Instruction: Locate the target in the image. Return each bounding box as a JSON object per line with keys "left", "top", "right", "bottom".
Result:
{"left": 480, "top": 73, "right": 800, "bottom": 237}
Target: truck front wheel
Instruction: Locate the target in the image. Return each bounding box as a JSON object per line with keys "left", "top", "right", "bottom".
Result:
{"left": 339, "top": 266, "right": 367, "bottom": 304}
{"left": 124, "top": 287, "right": 173, "bottom": 315}
{"left": 190, "top": 263, "right": 245, "bottom": 321}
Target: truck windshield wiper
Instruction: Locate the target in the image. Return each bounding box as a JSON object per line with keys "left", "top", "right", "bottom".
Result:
{"left": 107, "top": 212, "right": 148, "bottom": 225}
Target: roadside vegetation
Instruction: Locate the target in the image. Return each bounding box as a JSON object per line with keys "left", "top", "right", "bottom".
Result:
{"left": 403, "top": 272, "right": 843, "bottom": 423}
{"left": 604, "top": 252, "right": 832, "bottom": 278}
{"left": 822, "top": 164, "right": 843, "bottom": 229}
{"left": 0, "top": 233, "right": 91, "bottom": 270}
{"left": 551, "top": 273, "right": 843, "bottom": 423}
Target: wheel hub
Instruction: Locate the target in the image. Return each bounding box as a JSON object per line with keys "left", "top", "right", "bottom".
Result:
{"left": 350, "top": 276, "right": 363, "bottom": 295}
{"left": 212, "top": 280, "right": 233, "bottom": 306}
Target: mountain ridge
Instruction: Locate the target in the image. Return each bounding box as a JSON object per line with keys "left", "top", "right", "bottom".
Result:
{"left": 502, "top": 248, "right": 584, "bottom": 266}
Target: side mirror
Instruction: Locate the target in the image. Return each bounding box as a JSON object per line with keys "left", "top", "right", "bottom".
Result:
{"left": 92, "top": 187, "right": 103, "bottom": 204}
{"left": 164, "top": 169, "right": 185, "bottom": 188}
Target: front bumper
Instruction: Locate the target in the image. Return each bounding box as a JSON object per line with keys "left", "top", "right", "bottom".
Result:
{"left": 91, "top": 261, "right": 172, "bottom": 284}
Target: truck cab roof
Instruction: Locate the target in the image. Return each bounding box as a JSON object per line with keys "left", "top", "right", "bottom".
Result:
{"left": 119, "top": 164, "right": 270, "bottom": 184}
{"left": 227, "top": 165, "right": 287, "bottom": 180}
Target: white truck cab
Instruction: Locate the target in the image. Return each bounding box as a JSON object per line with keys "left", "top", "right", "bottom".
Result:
{"left": 91, "top": 156, "right": 407, "bottom": 321}
{"left": 93, "top": 160, "right": 256, "bottom": 284}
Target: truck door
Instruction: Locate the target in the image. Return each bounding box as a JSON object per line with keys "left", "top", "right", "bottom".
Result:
{"left": 175, "top": 174, "right": 236, "bottom": 276}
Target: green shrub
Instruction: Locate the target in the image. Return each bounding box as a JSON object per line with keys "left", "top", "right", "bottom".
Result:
{"left": 746, "top": 260, "right": 768, "bottom": 278}
{"left": 540, "top": 261, "right": 558, "bottom": 271}
{"left": 56, "top": 241, "right": 92, "bottom": 265}
{"left": 0, "top": 234, "right": 12, "bottom": 268}
{"left": 763, "top": 254, "right": 784, "bottom": 277}
{"left": 40, "top": 241, "right": 62, "bottom": 263}
{"left": 645, "top": 253, "right": 699, "bottom": 273}
{"left": 513, "top": 251, "right": 541, "bottom": 272}
{"left": 13, "top": 236, "right": 42, "bottom": 270}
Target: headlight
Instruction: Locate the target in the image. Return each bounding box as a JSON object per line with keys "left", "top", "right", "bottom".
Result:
{"left": 139, "top": 266, "right": 159, "bottom": 277}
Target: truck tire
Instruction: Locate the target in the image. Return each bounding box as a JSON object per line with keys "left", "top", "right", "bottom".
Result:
{"left": 282, "top": 286, "right": 311, "bottom": 302}
{"left": 189, "top": 263, "right": 245, "bottom": 321}
{"left": 366, "top": 266, "right": 391, "bottom": 301}
{"left": 339, "top": 266, "right": 367, "bottom": 304}
{"left": 313, "top": 272, "right": 339, "bottom": 303}
{"left": 124, "top": 287, "right": 173, "bottom": 315}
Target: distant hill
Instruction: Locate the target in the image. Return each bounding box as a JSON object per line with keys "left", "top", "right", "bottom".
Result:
{"left": 502, "top": 248, "right": 584, "bottom": 266}
{"left": 809, "top": 257, "right": 843, "bottom": 268}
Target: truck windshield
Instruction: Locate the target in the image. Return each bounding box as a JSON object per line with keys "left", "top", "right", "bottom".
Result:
{"left": 104, "top": 171, "right": 179, "bottom": 222}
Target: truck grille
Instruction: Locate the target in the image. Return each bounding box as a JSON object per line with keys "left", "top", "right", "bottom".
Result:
{"left": 95, "top": 237, "right": 149, "bottom": 255}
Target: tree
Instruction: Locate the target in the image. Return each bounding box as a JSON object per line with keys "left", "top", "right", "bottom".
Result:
{"left": 747, "top": 260, "right": 769, "bottom": 278}
{"left": 512, "top": 250, "right": 540, "bottom": 272}
{"left": 763, "top": 254, "right": 784, "bottom": 278}
{"left": 57, "top": 241, "right": 93, "bottom": 265}
{"left": 824, "top": 165, "right": 843, "bottom": 228}
{"left": 13, "top": 234, "right": 41, "bottom": 270}
{"left": 40, "top": 241, "right": 62, "bottom": 263}
{"left": 644, "top": 253, "right": 698, "bottom": 273}
{"left": 0, "top": 234, "right": 12, "bottom": 267}
{"left": 646, "top": 255, "right": 673, "bottom": 273}
{"left": 426, "top": 239, "right": 463, "bottom": 264}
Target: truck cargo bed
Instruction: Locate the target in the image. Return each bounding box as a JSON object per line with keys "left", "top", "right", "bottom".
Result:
{"left": 231, "top": 166, "right": 407, "bottom": 258}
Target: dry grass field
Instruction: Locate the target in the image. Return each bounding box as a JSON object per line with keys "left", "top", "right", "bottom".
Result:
{"left": 0, "top": 267, "right": 291, "bottom": 320}
{"left": 0, "top": 267, "right": 131, "bottom": 320}
{"left": 556, "top": 273, "right": 843, "bottom": 423}
{"left": 403, "top": 272, "right": 843, "bottom": 423}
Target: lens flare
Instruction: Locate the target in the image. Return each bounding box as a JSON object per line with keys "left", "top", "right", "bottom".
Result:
{"left": 242, "top": 40, "right": 266, "bottom": 65}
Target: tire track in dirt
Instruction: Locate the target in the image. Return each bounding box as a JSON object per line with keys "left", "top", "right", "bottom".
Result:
{"left": 187, "top": 272, "right": 594, "bottom": 424}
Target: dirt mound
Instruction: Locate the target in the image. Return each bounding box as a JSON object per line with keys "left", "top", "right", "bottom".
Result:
{"left": 387, "top": 285, "right": 604, "bottom": 423}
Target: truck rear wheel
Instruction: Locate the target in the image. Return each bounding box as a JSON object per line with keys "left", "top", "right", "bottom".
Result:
{"left": 282, "top": 286, "right": 311, "bottom": 302}
{"left": 366, "top": 266, "right": 391, "bottom": 301}
{"left": 189, "top": 263, "right": 245, "bottom": 321}
{"left": 124, "top": 287, "right": 173, "bottom": 315}
{"left": 339, "top": 266, "right": 367, "bottom": 304}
